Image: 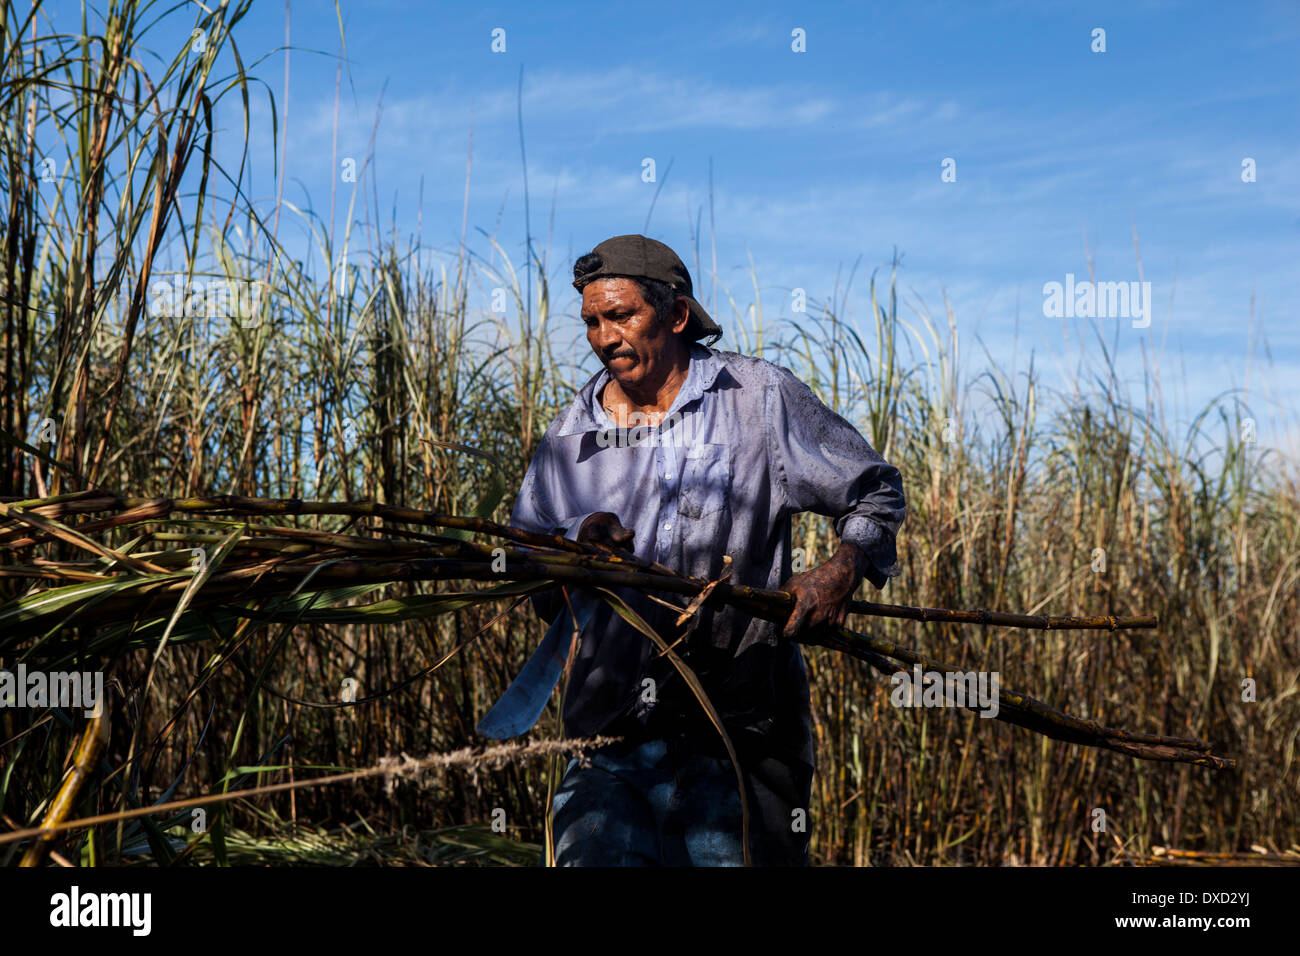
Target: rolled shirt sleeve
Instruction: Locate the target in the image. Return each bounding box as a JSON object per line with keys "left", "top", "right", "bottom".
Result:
{"left": 766, "top": 364, "right": 907, "bottom": 589}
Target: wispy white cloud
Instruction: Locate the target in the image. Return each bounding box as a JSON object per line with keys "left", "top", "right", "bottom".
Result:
{"left": 219, "top": 49, "right": 1298, "bottom": 430}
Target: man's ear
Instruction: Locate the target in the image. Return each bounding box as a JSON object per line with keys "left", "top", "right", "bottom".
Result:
{"left": 671, "top": 297, "right": 690, "bottom": 335}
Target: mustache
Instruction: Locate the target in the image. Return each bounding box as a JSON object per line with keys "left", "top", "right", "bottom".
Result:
{"left": 603, "top": 349, "right": 636, "bottom": 362}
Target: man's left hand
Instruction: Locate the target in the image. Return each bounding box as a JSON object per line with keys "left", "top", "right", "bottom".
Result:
{"left": 780, "top": 542, "right": 864, "bottom": 640}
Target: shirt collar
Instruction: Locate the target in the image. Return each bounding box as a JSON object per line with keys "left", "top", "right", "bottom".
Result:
{"left": 556, "top": 342, "right": 722, "bottom": 437}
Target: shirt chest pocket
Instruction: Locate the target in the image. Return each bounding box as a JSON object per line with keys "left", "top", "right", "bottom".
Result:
{"left": 678, "top": 443, "right": 732, "bottom": 520}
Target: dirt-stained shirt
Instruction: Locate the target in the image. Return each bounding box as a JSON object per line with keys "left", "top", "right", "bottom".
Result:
{"left": 509, "top": 342, "right": 907, "bottom": 771}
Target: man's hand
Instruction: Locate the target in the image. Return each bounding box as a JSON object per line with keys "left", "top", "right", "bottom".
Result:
{"left": 576, "top": 512, "right": 635, "bottom": 553}
{"left": 532, "top": 514, "right": 632, "bottom": 624}
{"left": 780, "top": 541, "right": 866, "bottom": 640}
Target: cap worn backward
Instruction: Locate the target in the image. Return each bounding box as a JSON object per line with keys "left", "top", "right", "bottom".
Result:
{"left": 573, "top": 233, "right": 723, "bottom": 343}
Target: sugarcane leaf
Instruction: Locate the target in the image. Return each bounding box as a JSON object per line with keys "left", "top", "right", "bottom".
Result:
{"left": 103, "top": 580, "right": 541, "bottom": 646}
{"left": 137, "top": 814, "right": 179, "bottom": 866}
{"left": 85, "top": 584, "right": 395, "bottom": 651}
{"left": 240, "top": 579, "right": 550, "bottom": 623}
{"left": 0, "top": 499, "right": 159, "bottom": 574}
{"left": 149, "top": 525, "right": 245, "bottom": 663}
{"left": 89, "top": 606, "right": 242, "bottom": 652}
{"left": 0, "top": 424, "right": 81, "bottom": 477}
{"left": 213, "top": 763, "right": 354, "bottom": 784}
{"left": 0, "top": 576, "right": 157, "bottom": 623}
{"left": 210, "top": 806, "right": 228, "bottom": 867}
{"left": 423, "top": 438, "right": 507, "bottom": 536}
{"left": 0, "top": 572, "right": 195, "bottom": 646}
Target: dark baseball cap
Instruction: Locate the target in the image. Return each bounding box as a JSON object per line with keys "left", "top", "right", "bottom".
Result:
{"left": 572, "top": 234, "right": 723, "bottom": 344}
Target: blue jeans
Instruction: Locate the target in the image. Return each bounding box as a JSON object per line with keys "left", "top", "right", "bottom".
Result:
{"left": 549, "top": 736, "right": 812, "bottom": 866}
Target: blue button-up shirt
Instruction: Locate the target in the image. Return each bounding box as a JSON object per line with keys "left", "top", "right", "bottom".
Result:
{"left": 509, "top": 342, "right": 906, "bottom": 770}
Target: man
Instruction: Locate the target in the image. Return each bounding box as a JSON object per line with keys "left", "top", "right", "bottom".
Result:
{"left": 482, "top": 234, "right": 906, "bottom": 866}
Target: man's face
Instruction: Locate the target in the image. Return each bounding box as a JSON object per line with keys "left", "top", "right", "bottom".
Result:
{"left": 581, "top": 277, "right": 689, "bottom": 394}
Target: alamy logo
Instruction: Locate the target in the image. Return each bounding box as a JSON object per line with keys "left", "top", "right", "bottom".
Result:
{"left": 889, "top": 663, "right": 1000, "bottom": 718}
{"left": 147, "top": 275, "right": 268, "bottom": 324}
{"left": 0, "top": 666, "right": 104, "bottom": 717}
{"left": 1042, "top": 273, "right": 1152, "bottom": 328}
{"left": 594, "top": 407, "right": 703, "bottom": 449}
{"left": 49, "top": 886, "right": 151, "bottom": 936}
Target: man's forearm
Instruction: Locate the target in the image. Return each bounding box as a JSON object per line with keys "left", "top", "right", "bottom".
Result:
{"left": 832, "top": 538, "right": 870, "bottom": 581}
{"left": 838, "top": 515, "right": 900, "bottom": 589}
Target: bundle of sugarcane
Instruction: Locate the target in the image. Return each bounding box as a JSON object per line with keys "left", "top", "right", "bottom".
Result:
{"left": 0, "top": 489, "right": 1234, "bottom": 770}
{"left": 1128, "top": 846, "right": 1300, "bottom": 866}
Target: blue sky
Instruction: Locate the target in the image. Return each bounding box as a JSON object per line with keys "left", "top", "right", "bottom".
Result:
{"left": 66, "top": 1, "right": 1300, "bottom": 459}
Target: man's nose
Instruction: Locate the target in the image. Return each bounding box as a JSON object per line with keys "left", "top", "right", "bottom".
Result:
{"left": 591, "top": 319, "right": 622, "bottom": 352}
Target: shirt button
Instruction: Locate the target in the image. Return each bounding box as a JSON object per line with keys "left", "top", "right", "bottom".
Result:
{"left": 663, "top": 523, "right": 672, "bottom": 531}
{"left": 664, "top": 474, "right": 672, "bottom": 480}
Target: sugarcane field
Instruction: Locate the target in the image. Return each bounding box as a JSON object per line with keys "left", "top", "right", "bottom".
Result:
{"left": 1, "top": 0, "right": 1296, "bottom": 937}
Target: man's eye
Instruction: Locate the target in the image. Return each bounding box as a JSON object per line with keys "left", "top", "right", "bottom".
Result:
{"left": 584, "top": 312, "right": 630, "bottom": 326}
